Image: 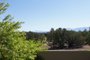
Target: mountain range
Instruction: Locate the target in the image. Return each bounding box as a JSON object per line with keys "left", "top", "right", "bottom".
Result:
{"left": 32, "top": 27, "right": 90, "bottom": 33}
{"left": 72, "top": 27, "right": 90, "bottom": 31}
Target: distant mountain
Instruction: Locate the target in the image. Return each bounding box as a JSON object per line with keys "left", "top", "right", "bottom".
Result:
{"left": 30, "top": 27, "right": 90, "bottom": 33}
{"left": 72, "top": 27, "right": 90, "bottom": 31}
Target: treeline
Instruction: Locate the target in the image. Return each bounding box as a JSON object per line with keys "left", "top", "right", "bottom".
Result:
{"left": 26, "top": 31, "right": 46, "bottom": 41}
{"left": 26, "top": 28, "right": 90, "bottom": 49}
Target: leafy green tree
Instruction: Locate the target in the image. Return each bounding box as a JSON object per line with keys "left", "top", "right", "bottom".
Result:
{"left": 0, "top": 1, "right": 44, "bottom": 60}
{"left": 65, "top": 31, "right": 84, "bottom": 48}
{"left": 47, "top": 28, "right": 85, "bottom": 49}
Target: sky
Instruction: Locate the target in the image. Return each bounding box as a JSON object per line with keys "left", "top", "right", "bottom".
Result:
{"left": 5, "top": 0, "right": 90, "bottom": 31}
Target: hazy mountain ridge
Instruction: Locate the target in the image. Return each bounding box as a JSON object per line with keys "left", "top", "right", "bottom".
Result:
{"left": 72, "top": 27, "right": 90, "bottom": 31}
{"left": 32, "top": 27, "right": 90, "bottom": 33}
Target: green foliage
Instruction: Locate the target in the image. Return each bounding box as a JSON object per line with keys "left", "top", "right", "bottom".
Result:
{"left": 46, "top": 28, "right": 86, "bottom": 49}
{"left": 86, "top": 31, "right": 90, "bottom": 45}
{"left": 26, "top": 31, "right": 46, "bottom": 41}
{"left": 0, "top": 1, "right": 9, "bottom": 14}
{"left": 0, "top": 1, "right": 44, "bottom": 60}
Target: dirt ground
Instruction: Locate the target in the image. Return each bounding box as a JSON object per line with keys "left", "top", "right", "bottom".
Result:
{"left": 47, "top": 45, "right": 90, "bottom": 51}
{"left": 71, "top": 45, "right": 90, "bottom": 51}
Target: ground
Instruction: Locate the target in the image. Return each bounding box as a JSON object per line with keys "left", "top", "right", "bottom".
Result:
{"left": 48, "top": 45, "right": 90, "bottom": 51}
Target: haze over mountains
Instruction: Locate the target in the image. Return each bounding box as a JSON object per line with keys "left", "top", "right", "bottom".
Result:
{"left": 72, "top": 27, "right": 90, "bottom": 31}
{"left": 61, "top": 27, "right": 90, "bottom": 31}
{"left": 32, "top": 27, "right": 90, "bottom": 33}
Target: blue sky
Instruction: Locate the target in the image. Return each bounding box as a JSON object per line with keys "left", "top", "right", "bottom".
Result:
{"left": 6, "top": 0, "right": 90, "bottom": 31}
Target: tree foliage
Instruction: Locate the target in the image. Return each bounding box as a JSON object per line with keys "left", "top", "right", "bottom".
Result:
{"left": 46, "top": 28, "right": 90, "bottom": 49}
{"left": 26, "top": 27, "right": 90, "bottom": 49}
{"left": 0, "top": 1, "right": 44, "bottom": 60}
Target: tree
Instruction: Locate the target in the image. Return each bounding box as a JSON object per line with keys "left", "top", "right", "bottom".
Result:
{"left": 0, "top": 1, "right": 44, "bottom": 60}
{"left": 47, "top": 28, "right": 54, "bottom": 42}
{"left": 86, "top": 30, "right": 90, "bottom": 45}
{"left": 47, "top": 28, "right": 85, "bottom": 49}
